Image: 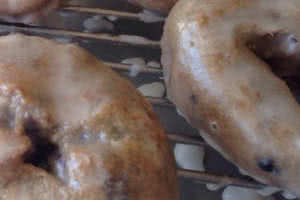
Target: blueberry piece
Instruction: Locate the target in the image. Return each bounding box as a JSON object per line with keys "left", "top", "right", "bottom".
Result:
{"left": 258, "top": 158, "right": 280, "bottom": 174}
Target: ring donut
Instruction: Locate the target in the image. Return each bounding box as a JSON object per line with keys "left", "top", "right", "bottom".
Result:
{"left": 0, "top": 0, "right": 61, "bottom": 22}
{"left": 162, "top": 0, "right": 300, "bottom": 195}
{"left": 0, "top": 34, "right": 179, "bottom": 200}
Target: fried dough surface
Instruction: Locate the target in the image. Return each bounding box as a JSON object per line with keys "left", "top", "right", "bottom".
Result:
{"left": 162, "top": 0, "right": 300, "bottom": 196}
{"left": 0, "top": 34, "right": 179, "bottom": 200}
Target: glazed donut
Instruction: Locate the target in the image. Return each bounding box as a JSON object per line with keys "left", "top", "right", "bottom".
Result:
{"left": 162, "top": 0, "right": 300, "bottom": 196}
{"left": 0, "top": 0, "right": 61, "bottom": 22}
{"left": 0, "top": 34, "right": 179, "bottom": 200}
{"left": 127, "top": 0, "right": 177, "bottom": 13}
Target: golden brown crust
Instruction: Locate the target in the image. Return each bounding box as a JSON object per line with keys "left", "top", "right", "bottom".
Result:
{"left": 162, "top": 0, "right": 300, "bottom": 196}
{"left": 0, "top": 34, "right": 179, "bottom": 200}
{"left": 127, "top": 0, "right": 177, "bottom": 13}
{"left": 0, "top": 0, "right": 61, "bottom": 22}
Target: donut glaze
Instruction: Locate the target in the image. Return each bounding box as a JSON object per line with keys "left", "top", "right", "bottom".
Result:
{"left": 0, "top": 34, "right": 179, "bottom": 200}
{"left": 162, "top": 0, "right": 300, "bottom": 196}
{"left": 0, "top": 0, "right": 61, "bottom": 22}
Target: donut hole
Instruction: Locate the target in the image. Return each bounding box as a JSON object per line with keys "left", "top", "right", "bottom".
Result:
{"left": 23, "top": 118, "right": 59, "bottom": 172}
{"left": 247, "top": 32, "right": 300, "bottom": 103}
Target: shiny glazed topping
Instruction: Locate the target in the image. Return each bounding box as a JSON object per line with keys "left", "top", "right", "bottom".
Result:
{"left": 162, "top": 0, "right": 300, "bottom": 196}
{"left": 0, "top": 0, "right": 61, "bottom": 22}
{"left": 0, "top": 34, "right": 178, "bottom": 200}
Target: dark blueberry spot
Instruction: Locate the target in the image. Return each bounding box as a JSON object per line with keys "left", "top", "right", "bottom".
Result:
{"left": 23, "top": 118, "right": 58, "bottom": 172}
{"left": 109, "top": 126, "right": 125, "bottom": 141}
{"left": 258, "top": 158, "right": 279, "bottom": 174}
{"left": 211, "top": 122, "right": 218, "bottom": 131}
{"left": 190, "top": 94, "right": 198, "bottom": 104}
{"left": 190, "top": 41, "right": 195, "bottom": 47}
{"left": 290, "top": 36, "right": 298, "bottom": 43}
